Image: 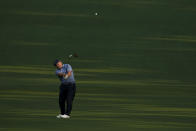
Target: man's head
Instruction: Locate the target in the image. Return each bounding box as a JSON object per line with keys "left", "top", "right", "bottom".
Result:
{"left": 53, "top": 59, "right": 63, "bottom": 69}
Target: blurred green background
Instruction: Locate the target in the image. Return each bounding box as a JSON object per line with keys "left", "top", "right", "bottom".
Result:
{"left": 0, "top": 0, "right": 196, "bottom": 130}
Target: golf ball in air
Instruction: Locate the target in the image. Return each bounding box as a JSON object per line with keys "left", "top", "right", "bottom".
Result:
{"left": 94, "top": 12, "right": 98, "bottom": 16}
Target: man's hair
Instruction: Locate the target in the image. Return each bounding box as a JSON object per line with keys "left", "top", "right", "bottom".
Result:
{"left": 53, "top": 59, "right": 61, "bottom": 66}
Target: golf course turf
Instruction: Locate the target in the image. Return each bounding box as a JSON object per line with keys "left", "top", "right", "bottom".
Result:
{"left": 0, "top": 0, "right": 196, "bottom": 130}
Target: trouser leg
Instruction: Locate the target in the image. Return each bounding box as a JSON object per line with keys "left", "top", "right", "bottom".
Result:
{"left": 65, "top": 84, "right": 76, "bottom": 115}
{"left": 59, "top": 84, "right": 66, "bottom": 115}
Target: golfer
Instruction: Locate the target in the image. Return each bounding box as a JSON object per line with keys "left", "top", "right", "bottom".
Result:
{"left": 53, "top": 59, "right": 76, "bottom": 119}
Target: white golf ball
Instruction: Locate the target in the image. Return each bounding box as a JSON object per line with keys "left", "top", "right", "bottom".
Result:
{"left": 94, "top": 12, "right": 98, "bottom": 16}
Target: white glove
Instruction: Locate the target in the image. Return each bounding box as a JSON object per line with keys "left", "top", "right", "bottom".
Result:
{"left": 64, "top": 74, "right": 69, "bottom": 79}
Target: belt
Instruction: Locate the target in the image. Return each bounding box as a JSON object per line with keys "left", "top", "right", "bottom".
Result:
{"left": 61, "top": 82, "right": 75, "bottom": 86}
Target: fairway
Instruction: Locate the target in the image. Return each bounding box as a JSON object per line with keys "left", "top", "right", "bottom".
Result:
{"left": 0, "top": 0, "right": 196, "bottom": 130}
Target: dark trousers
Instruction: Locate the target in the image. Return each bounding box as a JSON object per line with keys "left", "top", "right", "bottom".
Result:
{"left": 59, "top": 83, "right": 76, "bottom": 116}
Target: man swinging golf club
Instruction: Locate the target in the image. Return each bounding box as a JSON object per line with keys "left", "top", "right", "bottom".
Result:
{"left": 53, "top": 59, "right": 76, "bottom": 119}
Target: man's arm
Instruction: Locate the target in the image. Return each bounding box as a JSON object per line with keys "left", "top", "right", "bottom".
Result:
{"left": 67, "top": 71, "right": 72, "bottom": 77}
{"left": 57, "top": 72, "right": 72, "bottom": 79}
{"left": 63, "top": 64, "right": 73, "bottom": 79}
{"left": 66, "top": 64, "right": 72, "bottom": 77}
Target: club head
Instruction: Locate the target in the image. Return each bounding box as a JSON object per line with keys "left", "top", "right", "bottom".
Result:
{"left": 73, "top": 53, "right": 79, "bottom": 57}
{"left": 68, "top": 54, "right": 73, "bottom": 59}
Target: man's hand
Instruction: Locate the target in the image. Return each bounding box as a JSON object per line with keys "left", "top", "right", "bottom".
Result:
{"left": 57, "top": 73, "right": 64, "bottom": 77}
{"left": 64, "top": 71, "right": 72, "bottom": 79}
{"left": 58, "top": 72, "right": 72, "bottom": 79}
{"left": 64, "top": 74, "right": 69, "bottom": 79}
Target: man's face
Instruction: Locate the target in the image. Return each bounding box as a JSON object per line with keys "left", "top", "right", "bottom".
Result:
{"left": 56, "top": 61, "right": 63, "bottom": 69}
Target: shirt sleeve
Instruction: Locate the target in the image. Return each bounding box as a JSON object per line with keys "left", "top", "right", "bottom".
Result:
{"left": 67, "top": 64, "right": 72, "bottom": 72}
{"left": 55, "top": 70, "right": 59, "bottom": 76}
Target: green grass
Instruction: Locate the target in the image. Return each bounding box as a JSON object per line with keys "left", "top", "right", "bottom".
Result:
{"left": 0, "top": 0, "right": 196, "bottom": 130}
